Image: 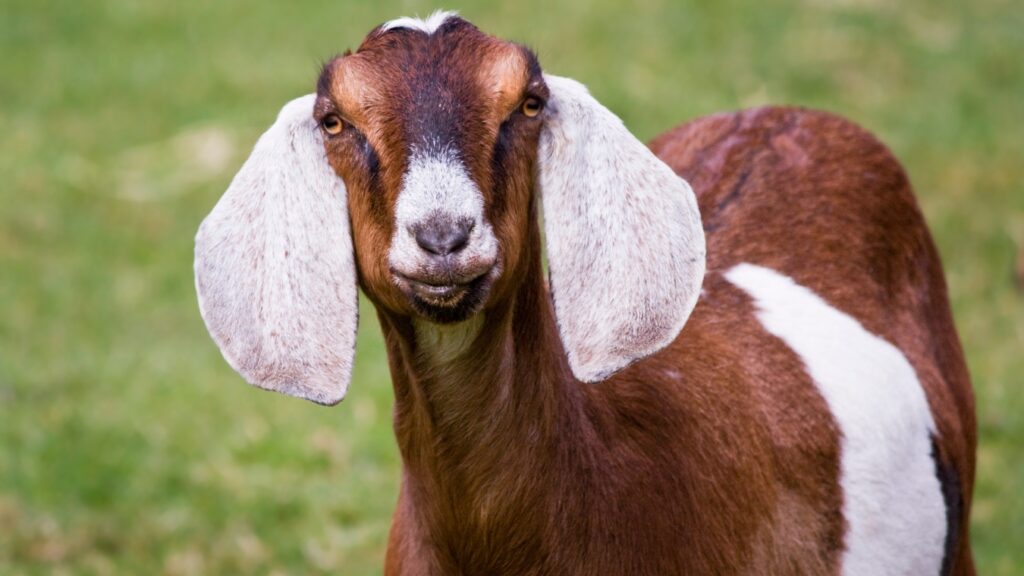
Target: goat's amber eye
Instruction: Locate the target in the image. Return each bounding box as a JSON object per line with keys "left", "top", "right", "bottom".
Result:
{"left": 322, "top": 114, "right": 344, "bottom": 135}
{"left": 522, "top": 97, "right": 543, "bottom": 117}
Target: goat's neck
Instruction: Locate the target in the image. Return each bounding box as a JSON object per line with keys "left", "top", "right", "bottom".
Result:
{"left": 376, "top": 257, "right": 585, "bottom": 561}
{"left": 378, "top": 262, "right": 577, "bottom": 468}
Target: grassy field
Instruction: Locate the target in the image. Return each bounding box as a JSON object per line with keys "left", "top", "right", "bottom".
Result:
{"left": 1, "top": 0, "right": 1021, "bottom": 574}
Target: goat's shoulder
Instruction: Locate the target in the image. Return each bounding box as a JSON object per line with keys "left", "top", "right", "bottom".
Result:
{"left": 608, "top": 270, "right": 844, "bottom": 465}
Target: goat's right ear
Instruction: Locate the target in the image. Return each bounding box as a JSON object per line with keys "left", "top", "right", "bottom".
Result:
{"left": 538, "top": 75, "right": 706, "bottom": 383}
{"left": 194, "top": 94, "right": 358, "bottom": 406}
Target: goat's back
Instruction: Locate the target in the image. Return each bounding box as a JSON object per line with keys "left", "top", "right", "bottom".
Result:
{"left": 649, "top": 107, "right": 976, "bottom": 573}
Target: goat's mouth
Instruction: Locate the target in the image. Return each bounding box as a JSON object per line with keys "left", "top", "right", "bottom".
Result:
{"left": 392, "top": 265, "right": 496, "bottom": 323}
{"left": 406, "top": 276, "right": 477, "bottom": 306}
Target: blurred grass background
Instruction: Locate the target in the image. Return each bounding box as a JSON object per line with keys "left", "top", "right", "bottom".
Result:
{"left": 1, "top": 0, "right": 1021, "bottom": 574}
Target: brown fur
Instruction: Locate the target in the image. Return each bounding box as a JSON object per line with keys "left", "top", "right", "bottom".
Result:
{"left": 314, "top": 18, "right": 976, "bottom": 575}
{"left": 651, "top": 109, "right": 976, "bottom": 573}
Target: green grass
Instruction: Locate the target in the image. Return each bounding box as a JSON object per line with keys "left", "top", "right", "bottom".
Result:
{"left": 1, "top": 0, "right": 1021, "bottom": 573}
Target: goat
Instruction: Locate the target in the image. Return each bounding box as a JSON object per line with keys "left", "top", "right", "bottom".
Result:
{"left": 194, "top": 11, "right": 976, "bottom": 575}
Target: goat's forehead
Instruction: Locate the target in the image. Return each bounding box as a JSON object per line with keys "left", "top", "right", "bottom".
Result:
{"left": 361, "top": 13, "right": 508, "bottom": 62}
{"left": 319, "top": 17, "right": 536, "bottom": 119}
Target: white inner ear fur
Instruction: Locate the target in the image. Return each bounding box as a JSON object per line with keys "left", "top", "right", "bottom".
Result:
{"left": 194, "top": 94, "right": 358, "bottom": 406}
{"left": 539, "top": 75, "right": 706, "bottom": 383}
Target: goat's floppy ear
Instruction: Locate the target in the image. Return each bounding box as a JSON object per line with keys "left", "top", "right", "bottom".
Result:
{"left": 538, "top": 75, "right": 706, "bottom": 383}
{"left": 194, "top": 94, "right": 358, "bottom": 406}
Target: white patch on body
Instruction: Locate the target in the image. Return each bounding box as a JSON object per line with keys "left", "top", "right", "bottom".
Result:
{"left": 538, "top": 75, "right": 706, "bottom": 383}
{"left": 381, "top": 10, "right": 458, "bottom": 34}
{"left": 725, "top": 263, "right": 946, "bottom": 576}
{"left": 388, "top": 149, "right": 498, "bottom": 278}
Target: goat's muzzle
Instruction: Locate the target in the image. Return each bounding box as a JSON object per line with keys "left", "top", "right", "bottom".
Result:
{"left": 389, "top": 213, "right": 498, "bottom": 322}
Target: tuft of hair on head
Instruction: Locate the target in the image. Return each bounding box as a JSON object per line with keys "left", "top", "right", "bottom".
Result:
{"left": 380, "top": 9, "right": 459, "bottom": 35}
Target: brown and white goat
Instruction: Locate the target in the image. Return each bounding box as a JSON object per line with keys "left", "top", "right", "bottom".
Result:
{"left": 195, "top": 11, "right": 976, "bottom": 575}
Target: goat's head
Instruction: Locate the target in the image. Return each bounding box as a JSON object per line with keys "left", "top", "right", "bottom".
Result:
{"left": 194, "top": 11, "right": 706, "bottom": 405}
{"left": 314, "top": 16, "right": 545, "bottom": 325}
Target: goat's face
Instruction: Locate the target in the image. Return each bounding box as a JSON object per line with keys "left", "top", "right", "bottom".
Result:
{"left": 194, "top": 12, "right": 706, "bottom": 404}
{"left": 314, "top": 20, "right": 546, "bottom": 324}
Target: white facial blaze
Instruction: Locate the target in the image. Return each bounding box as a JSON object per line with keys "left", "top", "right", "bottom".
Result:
{"left": 725, "top": 263, "right": 946, "bottom": 575}
{"left": 389, "top": 150, "right": 498, "bottom": 277}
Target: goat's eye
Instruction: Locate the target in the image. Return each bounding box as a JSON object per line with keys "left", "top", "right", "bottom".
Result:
{"left": 321, "top": 114, "right": 344, "bottom": 135}
{"left": 522, "top": 97, "right": 543, "bottom": 118}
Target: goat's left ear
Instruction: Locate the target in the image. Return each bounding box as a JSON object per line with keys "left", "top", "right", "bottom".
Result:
{"left": 194, "top": 94, "right": 358, "bottom": 406}
{"left": 538, "top": 75, "right": 706, "bottom": 383}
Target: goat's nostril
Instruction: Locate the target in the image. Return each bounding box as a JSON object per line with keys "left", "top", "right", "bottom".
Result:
{"left": 414, "top": 221, "right": 472, "bottom": 256}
